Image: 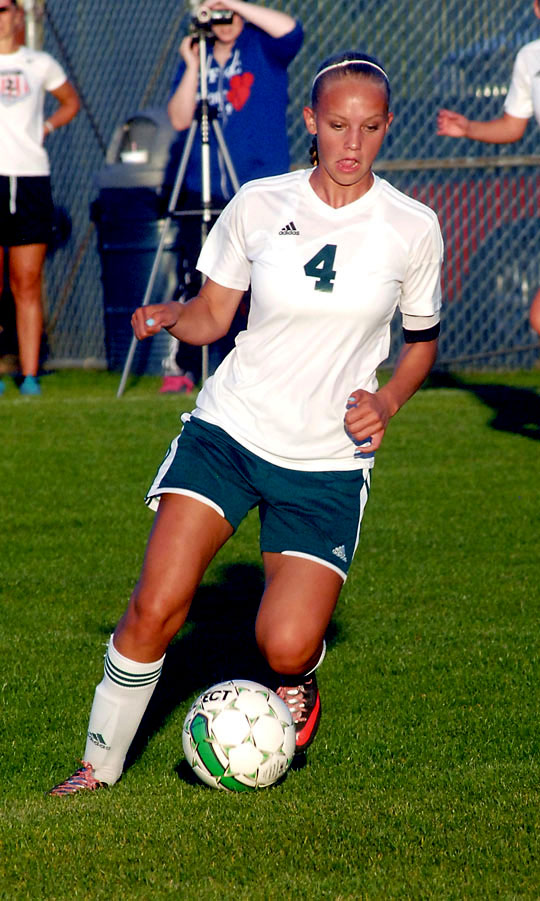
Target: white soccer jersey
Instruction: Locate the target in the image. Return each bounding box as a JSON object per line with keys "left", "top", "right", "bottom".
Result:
{"left": 193, "top": 169, "right": 443, "bottom": 472}
{"left": 504, "top": 39, "right": 540, "bottom": 126}
{"left": 0, "top": 46, "right": 67, "bottom": 176}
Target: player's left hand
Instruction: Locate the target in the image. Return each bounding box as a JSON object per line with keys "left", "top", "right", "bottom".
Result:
{"left": 344, "top": 389, "right": 391, "bottom": 454}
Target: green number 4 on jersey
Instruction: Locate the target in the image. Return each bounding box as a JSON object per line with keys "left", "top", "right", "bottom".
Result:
{"left": 304, "top": 244, "right": 337, "bottom": 293}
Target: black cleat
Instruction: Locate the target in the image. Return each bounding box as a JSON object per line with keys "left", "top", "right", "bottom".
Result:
{"left": 277, "top": 674, "right": 321, "bottom": 752}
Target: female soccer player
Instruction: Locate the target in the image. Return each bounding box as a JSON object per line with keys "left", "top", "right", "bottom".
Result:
{"left": 49, "top": 50, "right": 443, "bottom": 794}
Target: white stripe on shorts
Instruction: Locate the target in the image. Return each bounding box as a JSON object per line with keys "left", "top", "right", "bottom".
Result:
{"left": 144, "top": 431, "right": 224, "bottom": 518}
{"left": 146, "top": 488, "right": 225, "bottom": 517}
{"left": 353, "top": 469, "right": 371, "bottom": 557}
{"left": 281, "top": 551, "right": 348, "bottom": 582}
{"left": 148, "top": 433, "right": 179, "bottom": 492}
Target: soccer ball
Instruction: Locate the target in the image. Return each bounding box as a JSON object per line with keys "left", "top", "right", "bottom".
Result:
{"left": 182, "top": 679, "right": 296, "bottom": 792}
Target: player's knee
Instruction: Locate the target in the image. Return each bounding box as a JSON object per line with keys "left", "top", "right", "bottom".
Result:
{"left": 255, "top": 623, "right": 313, "bottom": 676}
{"left": 127, "top": 584, "right": 189, "bottom": 643}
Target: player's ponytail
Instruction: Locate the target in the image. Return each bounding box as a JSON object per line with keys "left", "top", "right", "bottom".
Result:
{"left": 309, "top": 136, "right": 318, "bottom": 166}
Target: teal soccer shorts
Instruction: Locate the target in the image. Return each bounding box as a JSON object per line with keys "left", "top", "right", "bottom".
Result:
{"left": 146, "top": 415, "right": 371, "bottom": 580}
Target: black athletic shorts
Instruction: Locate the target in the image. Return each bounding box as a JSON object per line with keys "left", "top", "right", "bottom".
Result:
{"left": 0, "top": 175, "right": 54, "bottom": 246}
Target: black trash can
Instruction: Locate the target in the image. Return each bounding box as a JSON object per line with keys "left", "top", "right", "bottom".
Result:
{"left": 92, "top": 107, "right": 184, "bottom": 374}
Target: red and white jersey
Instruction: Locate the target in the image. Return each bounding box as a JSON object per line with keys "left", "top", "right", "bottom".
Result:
{"left": 504, "top": 39, "right": 540, "bottom": 126}
{"left": 193, "top": 169, "right": 443, "bottom": 471}
{"left": 0, "top": 46, "right": 66, "bottom": 176}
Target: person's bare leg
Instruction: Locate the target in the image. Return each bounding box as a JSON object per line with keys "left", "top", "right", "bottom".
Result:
{"left": 9, "top": 243, "right": 47, "bottom": 376}
{"left": 256, "top": 552, "right": 343, "bottom": 751}
{"left": 114, "top": 493, "right": 234, "bottom": 660}
{"left": 256, "top": 552, "right": 342, "bottom": 674}
{"left": 48, "top": 494, "right": 234, "bottom": 791}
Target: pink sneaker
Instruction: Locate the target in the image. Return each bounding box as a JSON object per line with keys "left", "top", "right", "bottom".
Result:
{"left": 159, "top": 375, "right": 195, "bottom": 394}
{"left": 47, "top": 762, "right": 106, "bottom": 796}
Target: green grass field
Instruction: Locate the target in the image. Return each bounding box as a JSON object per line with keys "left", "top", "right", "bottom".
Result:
{"left": 2, "top": 368, "right": 540, "bottom": 899}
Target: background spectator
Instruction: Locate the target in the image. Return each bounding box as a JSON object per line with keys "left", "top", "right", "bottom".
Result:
{"left": 437, "top": 0, "right": 540, "bottom": 347}
{"left": 161, "top": 0, "right": 303, "bottom": 393}
{"left": 0, "top": 0, "right": 79, "bottom": 397}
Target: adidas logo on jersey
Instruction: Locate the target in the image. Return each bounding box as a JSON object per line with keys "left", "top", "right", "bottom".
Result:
{"left": 332, "top": 545, "right": 348, "bottom": 563}
{"left": 279, "top": 221, "right": 300, "bottom": 235}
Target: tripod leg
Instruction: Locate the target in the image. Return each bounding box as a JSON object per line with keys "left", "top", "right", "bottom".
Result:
{"left": 193, "top": 120, "right": 241, "bottom": 384}
{"left": 116, "top": 120, "right": 199, "bottom": 398}
{"left": 194, "top": 119, "right": 240, "bottom": 383}
{"left": 212, "top": 119, "right": 240, "bottom": 194}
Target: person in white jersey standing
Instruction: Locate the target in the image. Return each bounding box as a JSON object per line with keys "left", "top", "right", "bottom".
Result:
{"left": 48, "top": 50, "right": 443, "bottom": 794}
{"left": 0, "top": 0, "right": 79, "bottom": 396}
{"left": 437, "top": 0, "right": 540, "bottom": 340}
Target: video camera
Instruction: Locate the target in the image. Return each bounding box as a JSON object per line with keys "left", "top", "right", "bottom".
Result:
{"left": 189, "top": 3, "right": 234, "bottom": 31}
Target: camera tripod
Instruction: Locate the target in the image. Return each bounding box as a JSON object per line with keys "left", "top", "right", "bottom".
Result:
{"left": 117, "top": 22, "right": 240, "bottom": 398}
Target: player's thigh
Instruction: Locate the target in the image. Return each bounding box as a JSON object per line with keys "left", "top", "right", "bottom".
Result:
{"left": 255, "top": 551, "right": 343, "bottom": 671}
{"left": 132, "top": 493, "right": 234, "bottom": 621}
{"left": 9, "top": 243, "right": 47, "bottom": 294}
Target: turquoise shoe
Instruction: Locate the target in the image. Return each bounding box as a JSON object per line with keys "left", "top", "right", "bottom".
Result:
{"left": 0, "top": 379, "right": 5, "bottom": 396}
{"left": 19, "top": 375, "right": 41, "bottom": 396}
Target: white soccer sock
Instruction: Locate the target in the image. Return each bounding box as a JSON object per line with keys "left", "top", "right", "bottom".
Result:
{"left": 277, "top": 640, "right": 327, "bottom": 685}
{"left": 83, "top": 636, "right": 165, "bottom": 785}
{"left": 303, "top": 640, "right": 326, "bottom": 677}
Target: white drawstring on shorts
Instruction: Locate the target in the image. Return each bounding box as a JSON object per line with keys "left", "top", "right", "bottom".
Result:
{"left": 9, "top": 176, "right": 17, "bottom": 214}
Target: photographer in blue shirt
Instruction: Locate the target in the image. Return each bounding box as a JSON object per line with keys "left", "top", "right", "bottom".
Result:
{"left": 162, "top": 0, "right": 303, "bottom": 393}
{"left": 169, "top": 0, "right": 302, "bottom": 200}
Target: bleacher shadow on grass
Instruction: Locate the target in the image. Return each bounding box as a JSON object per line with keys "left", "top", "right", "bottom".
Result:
{"left": 427, "top": 371, "right": 540, "bottom": 441}
{"left": 123, "top": 562, "right": 338, "bottom": 775}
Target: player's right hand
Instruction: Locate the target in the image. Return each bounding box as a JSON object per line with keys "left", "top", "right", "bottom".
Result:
{"left": 131, "top": 302, "right": 183, "bottom": 340}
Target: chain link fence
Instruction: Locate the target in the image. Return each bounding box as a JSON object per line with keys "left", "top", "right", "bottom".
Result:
{"left": 37, "top": 0, "right": 540, "bottom": 370}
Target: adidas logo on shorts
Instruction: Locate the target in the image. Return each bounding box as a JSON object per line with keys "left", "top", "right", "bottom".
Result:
{"left": 332, "top": 545, "right": 347, "bottom": 563}
{"left": 279, "top": 220, "right": 300, "bottom": 235}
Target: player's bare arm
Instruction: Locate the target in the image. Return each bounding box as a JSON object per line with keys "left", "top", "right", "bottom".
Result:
{"left": 131, "top": 279, "right": 245, "bottom": 345}
{"left": 437, "top": 109, "right": 527, "bottom": 143}
{"left": 345, "top": 338, "right": 438, "bottom": 450}
{"left": 529, "top": 287, "right": 540, "bottom": 337}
